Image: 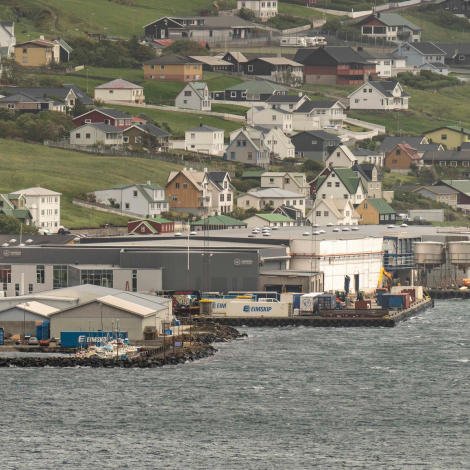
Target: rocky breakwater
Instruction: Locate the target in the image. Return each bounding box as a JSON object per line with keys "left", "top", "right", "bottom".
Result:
{"left": 0, "top": 323, "right": 245, "bottom": 368}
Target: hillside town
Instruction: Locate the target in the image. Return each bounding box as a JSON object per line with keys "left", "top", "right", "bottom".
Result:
{"left": 0, "top": 0, "right": 470, "bottom": 346}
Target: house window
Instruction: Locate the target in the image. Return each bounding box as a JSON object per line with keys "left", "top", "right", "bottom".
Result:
{"left": 355, "top": 99, "right": 359, "bottom": 103}
{"left": 463, "top": 161, "right": 469, "bottom": 167}
{"left": 227, "top": 194, "right": 232, "bottom": 202}
{"left": 324, "top": 211, "right": 329, "bottom": 216}
{"left": 322, "top": 194, "right": 326, "bottom": 199}
{"left": 363, "top": 203, "right": 368, "bottom": 209}
{"left": 175, "top": 183, "right": 180, "bottom": 189}
{"left": 22, "top": 57, "right": 28, "bottom": 63}
{"left": 133, "top": 190, "right": 138, "bottom": 197}
{"left": 450, "top": 161, "right": 457, "bottom": 166}
{"left": 343, "top": 194, "right": 348, "bottom": 199}
{"left": 183, "top": 183, "right": 188, "bottom": 189}
{"left": 441, "top": 134, "right": 447, "bottom": 140}
{"left": 248, "top": 152, "right": 253, "bottom": 160}
{"left": 335, "top": 182, "right": 340, "bottom": 188}
{"left": 160, "top": 65, "right": 165, "bottom": 70}
{"left": 392, "top": 159, "right": 398, "bottom": 163}
{"left": 272, "top": 115, "right": 276, "bottom": 121}
{"left": 316, "top": 211, "right": 321, "bottom": 217}
{"left": 184, "top": 91, "right": 191, "bottom": 96}
{"left": 248, "top": 65, "right": 253, "bottom": 72}
{"left": 231, "top": 92, "right": 237, "bottom": 98}
{"left": 285, "top": 178, "right": 290, "bottom": 184}
{"left": 37, "top": 265, "right": 45, "bottom": 284}
{"left": 396, "top": 150, "right": 401, "bottom": 156}
{"left": 327, "top": 182, "right": 332, "bottom": 187}
{"left": 220, "top": 194, "right": 225, "bottom": 202}
{"left": 123, "top": 137, "right": 129, "bottom": 143}
{"left": 75, "top": 133, "right": 81, "bottom": 138}
{"left": 125, "top": 203, "right": 130, "bottom": 209}
{"left": 172, "top": 196, "right": 178, "bottom": 201}
{"left": 86, "top": 134, "right": 91, "bottom": 139}
{"left": 230, "top": 152, "right": 235, "bottom": 160}
{"left": 440, "top": 161, "right": 446, "bottom": 166}
{"left": 270, "top": 178, "right": 274, "bottom": 183}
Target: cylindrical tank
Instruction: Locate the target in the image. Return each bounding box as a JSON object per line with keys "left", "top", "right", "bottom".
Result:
{"left": 199, "top": 299, "right": 213, "bottom": 316}
{"left": 413, "top": 242, "right": 445, "bottom": 267}
{"left": 447, "top": 241, "right": 470, "bottom": 269}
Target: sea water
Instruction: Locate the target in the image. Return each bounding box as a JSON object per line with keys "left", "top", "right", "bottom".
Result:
{"left": 0, "top": 300, "right": 468, "bottom": 469}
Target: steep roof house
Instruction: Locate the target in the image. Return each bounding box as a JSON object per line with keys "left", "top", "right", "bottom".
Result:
{"left": 225, "top": 127, "right": 270, "bottom": 169}
{"left": 94, "top": 79, "right": 145, "bottom": 104}
{"left": 175, "top": 82, "right": 211, "bottom": 111}
{"left": 355, "top": 198, "right": 396, "bottom": 225}
{"left": 315, "top": 167, "right": 367, "bottom": 205}
{"left": 73, "top": 108, "right": 133, "bottom": 129}
{"left": 348, "top": 81, "right": 409, "bottom": 110}
{"left": 384, "top": 143, "right": 421, "bottom": 169}
{"left": 293, "top": 100, "right": 346, "bottom": 131}
{"left": 355, "top": 13, "right": 421, "bottom": 43}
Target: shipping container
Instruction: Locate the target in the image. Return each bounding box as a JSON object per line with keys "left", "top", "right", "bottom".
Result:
{"left": 60, "top": 331, "right": 128, "bottom": 348}
{"left": 375, "top": 288, "right": 388, "bottom": 307}
{"left": 355, "top": 300, "right": 372, "bottom": 309}
{"left": 280, "top": 293, "right": 302, "bottom": 309}
{"left": 300, "top": 292, "right": 323, "bottom": 314}
{"left": 381, "top": 294, "right": 407, "bottom": 309}
{"left": 318, "top": 293, "right": 336, "bottom": 311}
{"left": 211, "top": 298, "right": 255, "bottom": 315}
{"left": 42, "top": 321, "right": 50, "bottom": 340}
{"left": 228, "top": 291, "right": 280, "bottom": 301}
{"left": 0, "top": 327, "right": 4, "bottom": 345}
{"left": 35, "top": 325, "right": 43, "bottom": 341}
{"left": 226, "top": 301, "right": 291, "bottom": 318}
{"left": 401, "top": 289, "right": 415, "bottom": 302}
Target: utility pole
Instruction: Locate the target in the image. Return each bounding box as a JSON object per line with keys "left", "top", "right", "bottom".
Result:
{"left": 90, "top": 12, "right": 95, "bottom": 37}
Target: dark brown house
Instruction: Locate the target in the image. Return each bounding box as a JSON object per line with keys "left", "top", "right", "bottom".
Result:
{"left": 123, "top": 124, "right": 171, "bottom": 152}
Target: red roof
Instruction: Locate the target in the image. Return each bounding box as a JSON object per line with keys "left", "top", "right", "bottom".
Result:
{"left": 397, "top": 143, "right": 420, "bottom": 160}
{"left": 153, "top": 39, "right": 208, "bottom": 48}
{"left": 131, "top": 116, "right": 147, "bottom": 123}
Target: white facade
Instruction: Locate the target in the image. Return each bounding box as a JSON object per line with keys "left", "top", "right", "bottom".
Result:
{"left": 237, "top": 188, "right": 307, "bottom": 215}
{"left": 261, "top": 172, "right": 309, "bottom": 196}
{"left": 70, "top": 124, "right": 123, "bottom": 148}
{"left": 0, "top": 21, "right": 15, "bottom": 58}
{"left": 11, "top": 186, "right": 61, "bottom": 233}
{"left": 306, "top": 199, "right": 359, "bottom": 226}
{"left": 185, "top": 126, "right": 224, "bottom": 156}
{"left": 293, "top": 102, "right": 345, "bottom": 132}
{"left": 244, "top": 215, "right": 295, "bottom": 228}
{"left": 316, "top": 169, "right": 366, "bottom": 205}
{"left": 237, "top": 0, "right": 278, "bottom": 20}
{"left": 247, "top": 107, "right": 293, "bottom": 134}
{"left": 417, "top": 62, "right": 449, "bottom": 76}
{"left": 94, "top": 183, "right": 168, "bottom": 217}
{"left": 175, "top": 82, "right": 211, "bottom": 111}
{"left": 263, "top": 128, "right": 295, "bottom": 159}
{"left": 201, "top": 172, "right": 234, "bottom": 214}
{"left": 94, "top": 79, "right": 145, "bottom": 104}
{"left": 266, "top": 95, "right": 310, "bottom": 112}
{"left": 348, "top": 82, "right": 409, "bottom": 111}
{"left": 325, "top": 145, "right": 357, "bottom": 168}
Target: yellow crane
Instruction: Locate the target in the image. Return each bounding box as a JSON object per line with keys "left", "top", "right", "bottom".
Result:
{"left": 377, "top": 267, "right": 394, "bottom": 290}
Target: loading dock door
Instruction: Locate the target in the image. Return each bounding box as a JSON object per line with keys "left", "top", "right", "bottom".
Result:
{"left": 285, "top": 285, "right": 302, "bottom": 293}
{"left": 264, "top": 285, "right": 282, "bottom": 294}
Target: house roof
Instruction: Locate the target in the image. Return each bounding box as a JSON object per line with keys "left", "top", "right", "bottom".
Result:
{"left": 351, "top": 148, "right": 382, "bottom": 157}
{"left": 225, "top": 80, "right": 288, "bottom": 94}
{"left": 136, "top": 123, "right": 171, "bottom": 137}
{"left": 439, "top": 179, "right": 470, "bottom": 194}
{"left": 0, "top": 93, "right": 49, "bottom": 103}
{"left": 424, "top": 125, "right": 470, "bottom": 136}
{"left": 242, "top": 188, "right": 306, "bottom": 199}
{"left": 11, "top": 186, "right": 61, "bottom": 196}
{"left": 241, "top": 170, "right": 266, "bottom": 178}
{"left": 333, "top": 168, "right": 362, "bottom": 194}
{"left": 294, "top": 46, "right": 371, "bottom": 65}
{"left": 414, "top": 185, "right": 458, "bottom": 195}
{"left": 392, "top": 184, "right": 422, "bottom": 192}
{"left": 95, "top": 79, "right": 143, "bottom": 89}
{"left": 388, "top": 143, "right": 420, "bottom": 160}
{"left": 186, "top": 124, "right": 223, "bottom": 132}
{"left": 143, "top": 54, "right": 200, "bottom": 65}
{"left": 293, "top": 130, "right": 340, "bottom": 141}
{"left": 252, "top": 213, "right": 295, "bottom": 222}
{"left": 422, "top": 150, "right": 470, "bottom": 161}
{"left": 180, "top": 81, "right": 208, "bottom": 100}
{"left": 400, "top": 41, "right": 446, "bottom": 55}
{"left": 417, "top": 62, "right": 448, "bottom": 69}
{"left": 93, "top": 108, "right": 132, "bottom": 119}
{"left": 354, "top": 80, "right": 409, "bottom": 98}
{"left": 16, "top": 301, "right": 60, "bottom": 317}
{"left": 205, "top": 172, "right": 232, "bottom": 191}
{"left": 294, "top": 100, "right": 342, "bottom": 113}
{"left": 190, "top": 214, "right": 246, "bottom": 226}
{"left": 167, "top": 169, "right": 205, "bottom": 189}
{"left": 223, "top": 52, "right": 248, "bottom": 63}
{"left": 0, "top": 85, "right": 93, "bottom": 105}
{"left": 363, "top": 13, "right": 421, "bottom": 30}
{"left": 251, "top": 57, "right": 303, "bottom": 66}
{"left": 14, "top": 39, "right": 57, "bottom": 48}
{"left": 134, "top": 221, "right": 158, "bottom": 233}
{"left": 378, "top": 136, "right": 428, "bottom": 153}
{"left": 364, "top": 198, "right": 395, "bottom": 214}
{"left": 86, "top": 122, "right": 123, "bottom": 133}
{"left": 55, "top": 38, "right": 73, "bottom": 53}
{"left": 190, "top": 56, "right": 232, "bottom": 66}
{"left": 435, "top": 43, "right": 470, "bottom": 57}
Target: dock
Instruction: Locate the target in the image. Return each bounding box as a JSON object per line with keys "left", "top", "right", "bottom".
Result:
{"left": 197, "top": 298, "right": 433, "bottom": 328}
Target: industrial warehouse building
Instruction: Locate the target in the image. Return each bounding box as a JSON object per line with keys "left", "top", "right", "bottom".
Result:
{"left": 0, "top": 285, "right": 172, "bottom": 340}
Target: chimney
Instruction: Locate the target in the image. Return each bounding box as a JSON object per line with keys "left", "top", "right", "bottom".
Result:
{"left": 377, "top": 13, "right": 380, "bottom": 18}
{"left": 183, "top": 167, "right": 187, "bottom": 171}
{"left": 147, "top": 180, "right": 151, "bottom": 185}
{"left": 189, "top": 167, "right": 193, "bottom": 171}
{"left": 40, "top": 35, "right": 45, "bottom": 40}
{"left": 298, "top": 92, "right": 302, "bottom": 97}
{"left": 358, "top": 46, "right": 363, "bottom": 51}
{"left": 199, "top": 122, "right": 203, "bottom": 127}
{"left": 204, "top": 167, "right": 208, "bottom": 173}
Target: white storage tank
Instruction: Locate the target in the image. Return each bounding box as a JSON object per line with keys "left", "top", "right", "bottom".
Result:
{"left": 448, "top": 241, "right": 470, "bottom": 269}
{"left": 413, "top": 242, "right": 445, "bottom": 267}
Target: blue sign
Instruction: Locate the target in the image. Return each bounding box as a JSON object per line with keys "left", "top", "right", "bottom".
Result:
{"left": 243, "top": 305, "right": 272, "bottom": 313}
{"left": 0, "top": 328, "right": 4, "bottom": 346}
{"left": 60, "top": 331, "right": 127, "bottom": 348}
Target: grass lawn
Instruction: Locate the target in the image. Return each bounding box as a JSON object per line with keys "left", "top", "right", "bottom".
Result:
{"left": 383, "top": 172, "right": 418, "bottom": 190}
{"left": 111, "top": 104, "right": 243, "bottom": 137}
{"left": 278, "top": 3, "right": 326, "bottom": 19}
{"left": 211, "top": 103, "right": 250, "bottom": 116}
{"left": 0, "top": 139, "right": 183, "bottom": 229}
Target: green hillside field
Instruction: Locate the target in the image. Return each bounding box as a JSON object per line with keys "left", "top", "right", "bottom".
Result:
{"left": 0, "top": 139, "right": 183, "bottom": 229}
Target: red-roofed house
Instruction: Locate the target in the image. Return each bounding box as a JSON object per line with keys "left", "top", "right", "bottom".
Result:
{"left": 73, "top": 108, "right": 133, "bottom": 130}
{"left": 13, "top": 38, "right": 61, "bottom": 67}
{"left": 131, "top": 116, "right": 148, "bottom": 124}
{"left": 384, "top": 143, "right": 421, "bottom": 170}
{"left": 94, "top": 79, "right": 145, "bottom": 104}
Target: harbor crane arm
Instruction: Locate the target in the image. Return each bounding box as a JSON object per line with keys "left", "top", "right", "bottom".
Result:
{"left": 377, "top": 267, "right": 393, "bottom": 289}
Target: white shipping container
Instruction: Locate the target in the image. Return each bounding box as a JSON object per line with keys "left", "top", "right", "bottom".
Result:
{"left": 300, "top": 292, "right": 323, "bottom": 313}
{"left": 226, "top": 301, "right": 291, "bottom": 318}
{"left": 211, "top": 298, "right": 255, "bottom": 315}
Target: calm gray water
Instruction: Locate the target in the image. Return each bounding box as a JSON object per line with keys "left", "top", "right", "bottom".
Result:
{"left": 0, "top": 300, "right": 469, "bottom": 469}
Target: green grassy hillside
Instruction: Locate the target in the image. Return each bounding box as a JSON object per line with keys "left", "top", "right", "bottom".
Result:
{"left": 0, "top": 139, "right": 183, "bottom": 229}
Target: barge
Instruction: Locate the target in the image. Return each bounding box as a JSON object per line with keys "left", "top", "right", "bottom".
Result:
{"left": 195, "top": 298, "right": 433, "bottom": 328}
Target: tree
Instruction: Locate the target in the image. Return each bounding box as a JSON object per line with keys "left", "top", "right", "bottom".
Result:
{"left": 418, "top": 167, "right": 438, "bottom": 185}
{"left": 162, "top": 40, "right": 209, "bottom": 57}
{"left": 71, "top": 98, "right": 89, "bottom": 118}
{"left": 0, "top": 214, "right": 38, "bottom": 235}
{"left": 239, "top": 8, "right": 256, "bottom": 22}
{"left": 0, "top": 57, "right": 24, "bottom": 84}
{"left": 139, "top": 132, "right": 161, "bottom": 153}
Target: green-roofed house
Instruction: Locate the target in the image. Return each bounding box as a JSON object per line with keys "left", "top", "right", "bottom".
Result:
{"left": 0, "top": 193, "right": 34, "bottom": 226}
{"left": 190, "top": 214, "right": 247, "bottom": 231}
{"left": 241, "top": 170, "right": 266, "bottom": 182}
{"left": 423, "top": 126, "right": 470, "bottom": 150}
{"left": 212, "top": 80, "right": 288, "bottom": 102}
{"left": 93, "top": 183, "right": 169, "bottom": 218}
{"left": 355, "top": 198, "right": 396, "bottom": 225}
{"left": 356, "top": 13, "right": 421, "bottom": 42}
{"left": 315, "top": 167, "right": 367, "bottom": 205}
{"left": 243, "top": 213, "right": 295, "bottom": 228}
{"left": 128, "top": 217, "right": 174, "bottom": 235}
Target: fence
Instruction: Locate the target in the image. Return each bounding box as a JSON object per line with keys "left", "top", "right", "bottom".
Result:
{"left": 73, "top": 198, "right": 146, "bottom": 218}
{"left": 343, "top": 117, "right": 386, "bottom": 133}
{"left": 43, "top": 141, "right": 235, "bottom": 176}
{"left": 103, "top": 101, "right": 245, "bottom": 122}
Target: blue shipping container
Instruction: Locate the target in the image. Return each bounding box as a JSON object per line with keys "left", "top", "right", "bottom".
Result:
{"left": 292, "top": 294, "right": 302, "bottom": 310}
{"left": 42, "top": 321, "right": 50, "bottom": 340}
{"left": 0, "top": 328, "right": 4, "bottom": 345}
{"left": 60, "top": 331, "right": 128, "bottom": 348}
{"left": 36, "top": 326, "right": 43, "bottom": 341}
{"left": 381, "top": 294, "right": 404, "bottom": 310}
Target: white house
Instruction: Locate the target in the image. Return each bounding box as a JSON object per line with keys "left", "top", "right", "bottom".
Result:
{"left": 264, "top": 127, "right": 296, "bottom": 160}
{"left": 265, "top": 94, "right": 310, "bottom": 112}
{"left": 348, "top": 81, "right": 409, "bottom": 110}
{"left": 306, "top": 199, "right": 359, "bottom": 226}
{"left": 244, "top": 213, "right": 295, "bottom": 228}
{"left": 315, "top": 167, "right": 366, "bottom": 205}
{"left": 226, "top": 127, "right": 270, "bottom": 169}
{"left": 352, "top": 163, "right": 387, "bottom": 201}
{"left": 260, "top": 172, "right": 310, "bottom": 196}
{"left": 93, "top": 182, "right": 168, "bottom": 217}
{"left": 237, "top": 187, "right": 308, "bottom": 215}
{"left": 392, "top": 42, "right": 446, "bottom": 68}
{"left": 237, "top": 0, "right": 278, "bottom": 20}
{"left": 293, "top": 100, "right": 346, "bottom": 131}
{"left": 356, "top": 48, "right": 411, "bottom": 78}
{"left": 201, "top": 172, "right": 234, "bottom": 214}
{"left": 351, "top": 148, "right": 384, "bottom": 167}
{"left": 185, "top": 124, "right": 224, "bottom": 156}
{"left": 325, "top": 145, "right": 357, "bottom": 168}
{"left": 416, "top": 62, "right": 449, "bottom": 76}
{"left": 356, "top": 13, "right": 422, "bottom": 43}
{"left": 94, "top": 79, "right": 145, "bottom": 104}
{"left": 247, "top": 106, "right": 293, "bottom": 134}
{"left": 0, "top": 20, "right": 15, "bottom": 58}
{"left": 11, "top": 186, "right": 61, "bottom": 233}
{"left": 175, "top": 82, "right": 211, "bottom": 111}
{"left": 70, "top": 123, "right": 123, "bottom": 148}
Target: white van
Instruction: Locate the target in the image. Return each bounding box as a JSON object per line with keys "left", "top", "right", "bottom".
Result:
{"left": 280, "top": 36, "right": 307, "bottom": 47}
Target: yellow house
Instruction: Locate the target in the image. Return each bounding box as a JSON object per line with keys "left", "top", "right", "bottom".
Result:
{"left": 13, "top": 38, "right": 60, "bottom": 67}
{"left": 355, "top": 198, "right": 396, "bottom": 225}
{"left": 143, "top": 54, "right": 202, "bottom": 82}
{"left": 423, "top": 126, "right": 470, "bottom": 150}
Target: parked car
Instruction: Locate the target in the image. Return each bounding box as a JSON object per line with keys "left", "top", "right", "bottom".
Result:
{"left": 58, "top": 227, "right": 71, "bottom": 235}
{"left": 28, "top": 337, "right": 39, "bottom": 345}
{"left": 414, "top": 216, "right": 426, "bottom": 221}
{"left": 38, "top": 228, "right": 51, "bottom": 236}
